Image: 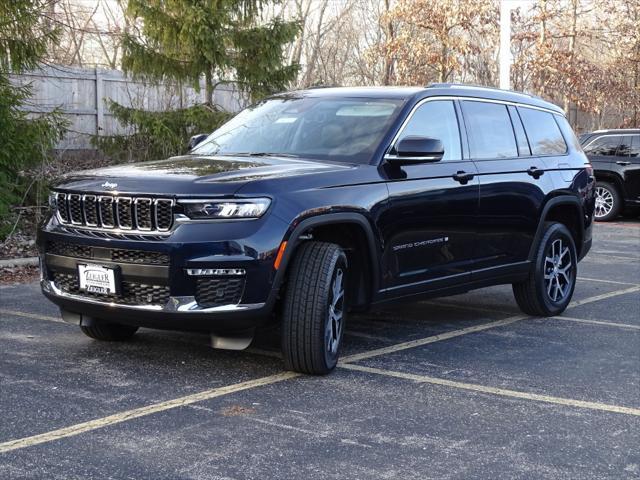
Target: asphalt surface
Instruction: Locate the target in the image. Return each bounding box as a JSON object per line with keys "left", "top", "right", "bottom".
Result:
{"left": 1, "top": 221, "right": 639, "bottom": 479}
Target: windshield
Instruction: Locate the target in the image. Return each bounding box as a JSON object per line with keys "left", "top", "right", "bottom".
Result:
{"left": 192, "top": 95, "right": 405, "bottom": 164}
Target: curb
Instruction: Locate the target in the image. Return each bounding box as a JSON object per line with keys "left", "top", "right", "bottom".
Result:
{"left": 0, "top": 257, "right": 39, "bottom": 268}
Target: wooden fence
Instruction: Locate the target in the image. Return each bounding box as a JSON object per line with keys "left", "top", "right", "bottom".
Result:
{"left": 10, "top": 65, "right": 243, "bottom": 151}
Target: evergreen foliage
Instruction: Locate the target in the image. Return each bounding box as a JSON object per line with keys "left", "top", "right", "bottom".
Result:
{"left": 0, "top": 1, "right": 67, "bottom": 239}
{"left": 93, "top": 101, "right": 231, "bottom": 163}
{"left": 99, "top": 0, "right": 300, "bottom": 164}
{"left": 122, "top": 0, "right": 301, "bottom": 103}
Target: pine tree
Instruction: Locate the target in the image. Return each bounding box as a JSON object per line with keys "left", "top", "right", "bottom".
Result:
{"left": 0, "top": 1, "right": 66, "bottom": 239}
{"left": 121, "top": 0, "right": 300, "bottom": 103}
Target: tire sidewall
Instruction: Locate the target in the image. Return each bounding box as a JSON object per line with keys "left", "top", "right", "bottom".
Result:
{"left": 595, "top": 182, "right": 620, "bottom": 222}
{"left": 534, "top": 224, "right": 577, "bottom": 316}
{"left": 322, "top": 252, "right": 348, "bottom": 370}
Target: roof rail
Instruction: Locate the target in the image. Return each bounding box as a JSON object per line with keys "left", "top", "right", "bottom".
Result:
{"left": 592, "top": 128, "right": 640, "bottom": 133}
{"left": 426, "top": 82, "right": 540, "bottom": 100}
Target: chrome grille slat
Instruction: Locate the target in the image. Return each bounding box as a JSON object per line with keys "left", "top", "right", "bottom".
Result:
{"left": 116, "top": 197, "right": 133, "bottom": 230}
{"left": 83, "top": 195, "right": 98, "bottom": 226}
{"left": 134, "top": 198, "right": 153, "bottom": 231}
{"left": 54, "top": 192, "right": 174, "bottom": 234}
{"left": 55, "top": 193, "right": 70, "bottom": 222}
{"left": 68, "top": 194, "right": 83, "bottom": 224}
{"left": 98, "top": 196, "right": 115, "bottom": 228}
{"left": 155, "top": 199, "right": 173, "bottom": 231}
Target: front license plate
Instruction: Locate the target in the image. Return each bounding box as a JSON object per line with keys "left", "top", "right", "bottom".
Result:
{"left": 78, "top": 264, "right": 117, "bottom": 295}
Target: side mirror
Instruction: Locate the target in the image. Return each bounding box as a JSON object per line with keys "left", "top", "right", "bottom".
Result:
{"left": 389, "top": 136, "right": 444, "bottom": 165}
{"left": 187, "top": 134, "right": 208, "bottom": 152}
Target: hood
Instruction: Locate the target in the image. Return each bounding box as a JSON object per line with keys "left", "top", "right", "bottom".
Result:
{"left": 54, "top": 155, "right": 355, "bottom": 196}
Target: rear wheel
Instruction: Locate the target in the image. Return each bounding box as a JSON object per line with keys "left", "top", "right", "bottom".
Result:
{"left": 80, "top": 322, "right": 139, "bottom": 341}
{"left": 281, "top": 241, "right": 347, "bottom": 375}
{"left": 594, "top": 181, "right": 621, "bottom": 221}
{"left": 513, "top": 222, "right": 577, "bottom": 317}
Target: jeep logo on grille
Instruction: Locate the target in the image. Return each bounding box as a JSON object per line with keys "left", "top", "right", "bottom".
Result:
{"left": 101, "top": 181, "right": 118, "bottom": 189}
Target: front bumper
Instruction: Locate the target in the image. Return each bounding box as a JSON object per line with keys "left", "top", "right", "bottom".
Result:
{"left": 38, "top": 213, "right": 290, "bottom": 331}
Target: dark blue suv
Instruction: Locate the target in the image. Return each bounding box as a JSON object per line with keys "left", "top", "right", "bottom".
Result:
{"left": 38, "top": 84, "right": 595, "bottom": 374}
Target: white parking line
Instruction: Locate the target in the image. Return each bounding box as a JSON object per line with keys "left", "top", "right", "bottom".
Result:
{"left": 568, "top": 285, "right": 640, "bottom": 308}
{"left": 0, "top": 309, "right": 64, "bottom": 323}
{"left": 578, "top": 277, "right": 639, "bottom": 286}
{"left": 340, "top": 315, "right": 526, "bottom": 363}
{"left": 1, "top": 284, "right": 638, "bottom": 453}
{"left": 554, "top": 316, "right": 640, "bottom": 330}
{"left": 340, "top": 364, "right": 640, "bottom": 417}
{"left": 0, "top": 372, "right": 299, "bottom": 454}
{"left": 590, "top": 253, "right": 640, "bottom": 261}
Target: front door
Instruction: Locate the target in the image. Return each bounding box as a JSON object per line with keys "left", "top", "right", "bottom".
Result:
{"left": 379, "top": 99, "right": 479, "bottom": 297}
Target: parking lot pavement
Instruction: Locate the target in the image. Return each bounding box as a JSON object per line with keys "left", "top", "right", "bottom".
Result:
{"left": 1, "top": 221, "right": 639, "bottom": 479}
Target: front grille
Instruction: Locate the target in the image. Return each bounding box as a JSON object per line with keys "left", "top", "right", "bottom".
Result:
{"left": 47, "top": 241, "right": 169, "bottom": 265}
{"left": 47, "top": 241, "right": 92, "bottom": 259}
{"left": 54, "top": 192, "right": 174, "bottom": 233}
{"left": 195, "top": 277, "right": 245, "bottom": 307}
{"left": 52, "top": 272, "right": 170, "bottom": 306}
{"left": 110, "top": 249, "right": 169, "bottom": 265}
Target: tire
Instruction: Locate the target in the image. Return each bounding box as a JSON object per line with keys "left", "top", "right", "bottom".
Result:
{"left": 281, "top": 241, "right": 347, "bottom": 375}
{"left": 594, "top": 181, "right": 621, "bottom": 221}
{"left": 80, "top": 322, "right": 139, "bottom": 341}
{"left": 513, "top": 222, "right": 577, "bottom": 317}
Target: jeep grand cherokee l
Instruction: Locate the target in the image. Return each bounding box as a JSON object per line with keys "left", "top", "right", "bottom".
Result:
{"left": 38, "top": 84, "right": 595, "bottom": 374}
{"left": 580, "top": 129, "right": 640, "bottom": 221}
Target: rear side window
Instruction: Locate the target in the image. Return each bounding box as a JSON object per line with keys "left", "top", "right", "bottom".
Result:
{"left": 583, "top": 135, "right": 621, "bottom": 156}
{"left": 630, "top": 135, "right": 640, "bottom": 158}
{"left": 461, "top": 101, "right": 518, "bottom": 159}
{"left": 518, "top": 107, "right": 567, "bottom": 155}
{"left": 617, "top": 135, "right": 640, "bottom": 157}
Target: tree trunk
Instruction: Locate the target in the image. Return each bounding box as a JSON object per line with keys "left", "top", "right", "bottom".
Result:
{"left": 381, "top": 0, "right": 394, "bottom": 85}
{"left": 205, "top": 68, "right": 214, "bottom": 105}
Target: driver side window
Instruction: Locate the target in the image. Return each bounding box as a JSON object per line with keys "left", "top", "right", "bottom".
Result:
{"left": 397, "top": 100, "right": 462, "bottom": 161}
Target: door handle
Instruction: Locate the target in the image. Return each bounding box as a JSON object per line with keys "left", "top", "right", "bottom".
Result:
{"left": 616, "top": 160, "right": 631, "bottom": 166}
{"left": 452, "top": 171, "right": 474, "bottom": 184}
{"left": 527, "top": 166, "right": 544, "bottom": 179}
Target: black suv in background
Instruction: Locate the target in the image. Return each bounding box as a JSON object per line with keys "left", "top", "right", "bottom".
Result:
{"left": 38, "top": 84, "right": 594, "bottom": 374}
{"left": 580, "top": 129, "right": 640, "bottom": 221}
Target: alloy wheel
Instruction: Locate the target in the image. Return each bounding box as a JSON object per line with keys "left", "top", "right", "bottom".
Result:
{"left": 326, "top": 268, "right": 344, "bottom": 355}
{"left": 544, "top": 238, "right": 574, "bottom": 303}
{"left": 594, "top": 186, "right": 614, "bottom": 219}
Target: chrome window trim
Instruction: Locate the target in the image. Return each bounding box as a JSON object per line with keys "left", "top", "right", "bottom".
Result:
{"left": 582, "top": 134, "right": 638, "bottom": 151}
{"left": 386, "top": 95, "right": 568, "bottom": 163}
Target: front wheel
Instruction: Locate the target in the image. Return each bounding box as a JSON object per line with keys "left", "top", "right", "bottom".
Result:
{"left": 513, "top": 222, "right": 577, "bottom": 317}
{"left": 594, "top": 182, "right": 621, "bottom": 221}
{"left": 281, "top": 241, "right": 347, "bottom": 375}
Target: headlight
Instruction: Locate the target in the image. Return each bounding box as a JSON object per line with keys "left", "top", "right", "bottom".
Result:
{"left": 48, "top": 192, "right": 57, "bottom": 211}
{"left": 180, "top": 198, "right": 271, "bottom": 219}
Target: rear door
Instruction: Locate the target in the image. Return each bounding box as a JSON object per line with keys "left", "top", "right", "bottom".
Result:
{"left": 461, "top": 100, "right": 557, "bottom": 274}
{"left": 617, "top": 135, "right": 640, "bottom": 204}
{"left": 583, "top": 135, "right": 622, "bottom": 170}
{"left": 379, "top": 99, "right": 479, "bottom": 296}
